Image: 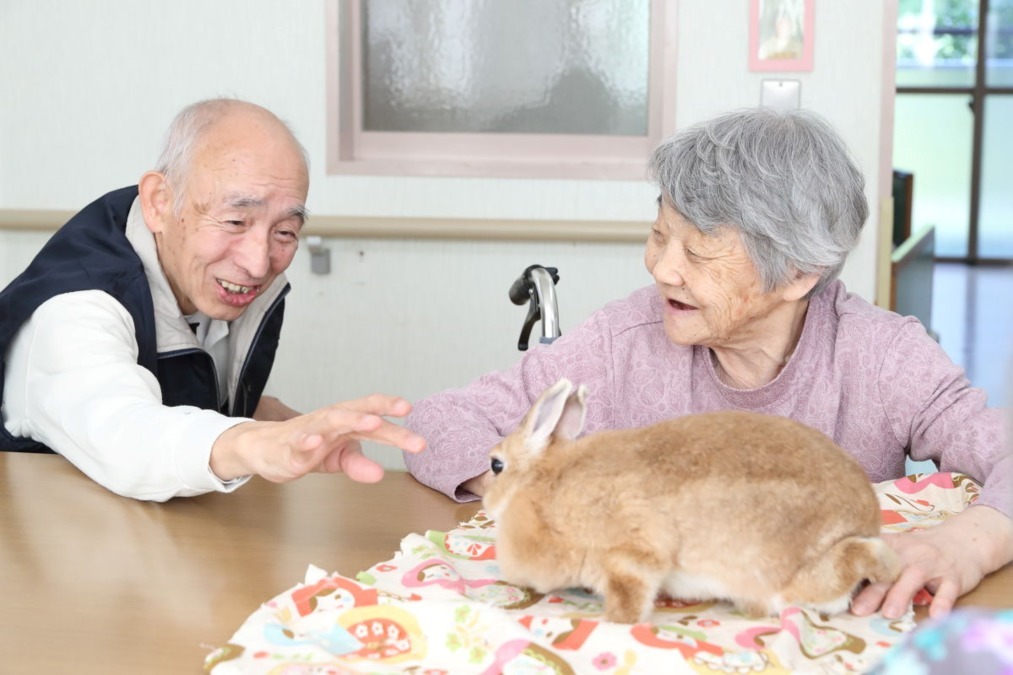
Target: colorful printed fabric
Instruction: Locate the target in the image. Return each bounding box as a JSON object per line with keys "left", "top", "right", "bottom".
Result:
{"left": 205, "top": 473, "right": 982, "bottom": 674}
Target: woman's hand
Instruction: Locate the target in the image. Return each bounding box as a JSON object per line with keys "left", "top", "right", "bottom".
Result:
{"left": 851, "top": 505, "right": 1013, "bottom": 619}
{"left": 461, "top": 470, "right": 493, "bottom": 497}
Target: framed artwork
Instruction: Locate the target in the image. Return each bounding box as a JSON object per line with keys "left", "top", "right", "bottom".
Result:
{"left": 748, "top": 0, "right": 814, "bottom": 72}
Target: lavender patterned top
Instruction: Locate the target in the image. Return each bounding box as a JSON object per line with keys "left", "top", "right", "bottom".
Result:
{"left": 404, "top": 281, "right": 1011, "bottom": 517}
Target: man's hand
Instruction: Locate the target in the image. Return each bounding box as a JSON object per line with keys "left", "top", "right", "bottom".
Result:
{"left": 210, "top": 394, "right": 426, "bottom": 484}
{"left": 252, "top": 395, "right": 301, "bottom": 422}
{"left": 851, "top": 505, "right": 1013, "bottom": 619}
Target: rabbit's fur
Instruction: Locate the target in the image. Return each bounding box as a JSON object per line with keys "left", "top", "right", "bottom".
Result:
{"left": 483, "top": 378, "right": 900, "bottom": 624}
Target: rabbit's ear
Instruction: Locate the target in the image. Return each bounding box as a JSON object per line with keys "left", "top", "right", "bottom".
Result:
{"left": 524, "top": 379, "right": 587, "bottom": 452}
{"left": 555, "top": 384, "right": 587, "bottom": 441}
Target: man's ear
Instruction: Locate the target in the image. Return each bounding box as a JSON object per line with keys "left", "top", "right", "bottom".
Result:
{"left": 138, "top": 171, "right": 173, "bottom": 235}
{"left": 782, "top": 270, "right": 821, "bottom": 302}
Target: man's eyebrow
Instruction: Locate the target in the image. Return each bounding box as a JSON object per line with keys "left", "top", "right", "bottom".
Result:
{"left": 289, "top": 205, "right": 309, "bottom": 227}
{"left": 224, "top": 195, "right": 308, "bottom": 226}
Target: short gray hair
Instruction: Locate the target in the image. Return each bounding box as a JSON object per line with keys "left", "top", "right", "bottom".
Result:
{"left": 154, "top": 98, "right": 310, "bottom": 214}
{"left": 647, "top": 107, "right": 868, "bottom": 297}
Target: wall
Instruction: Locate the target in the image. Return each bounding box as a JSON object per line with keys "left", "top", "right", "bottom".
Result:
{"left": 0, "top": 0, "right": 893, "bottom": 468}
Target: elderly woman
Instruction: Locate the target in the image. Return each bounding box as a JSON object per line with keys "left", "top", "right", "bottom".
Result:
{"left": 403, "top": 107, "right": 1012, "bottom": 621}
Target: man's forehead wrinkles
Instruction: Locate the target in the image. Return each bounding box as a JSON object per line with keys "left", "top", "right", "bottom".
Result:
{"left": 222, "top": 194, "right": 264, "bottom": 209}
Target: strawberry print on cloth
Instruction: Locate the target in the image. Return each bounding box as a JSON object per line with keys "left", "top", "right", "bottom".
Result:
{"left": 205, "top": 473, "right": 981, "bottom": 674}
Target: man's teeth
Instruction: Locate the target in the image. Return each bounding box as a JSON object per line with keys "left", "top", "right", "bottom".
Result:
{"left": 219, "top": 280, "right": 252, "bottom": 294}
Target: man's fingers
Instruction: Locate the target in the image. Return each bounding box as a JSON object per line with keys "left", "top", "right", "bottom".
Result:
{"left": 343, "top": 415, "right": 425, "bottom": 453}
{"left": 260, "top": 401, "right": 425, "bottom": 483}
{"left": 332, "top": 394, "right": 413, "bottom": 418}
{"left": 317, "top": 439, "right": 363, "bottom": 473}
{"left": 337, "top": 447, "right": 385, "bottom": 483}
{"left": 354, "top": 423, "right": 426, "bottom": 454}
{"left": 311, "top": 406, "right": 425, "bottom": 453}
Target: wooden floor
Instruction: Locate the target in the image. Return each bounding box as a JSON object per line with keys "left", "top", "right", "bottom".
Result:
{"left": 932, "top": 262, "right": 1013, "bottom": 407}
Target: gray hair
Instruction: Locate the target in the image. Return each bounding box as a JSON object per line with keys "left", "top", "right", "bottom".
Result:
{"left": 154, "top": 97, "right": 310, "bottom": 215}
{"left": 647, "top": 107, "right": 868, "bottom": 297}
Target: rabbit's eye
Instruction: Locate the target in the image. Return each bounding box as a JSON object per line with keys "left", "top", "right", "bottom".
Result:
{"left": 490, "top": 457, "right": 504, "bottom": 475}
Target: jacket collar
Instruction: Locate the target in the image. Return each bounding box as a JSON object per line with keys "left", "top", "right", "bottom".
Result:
{"left": 125, "top": 197, "right": 289, "bottom": 405}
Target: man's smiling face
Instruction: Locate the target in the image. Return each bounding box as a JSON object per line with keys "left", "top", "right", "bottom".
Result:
{"left": 148, "top": 106, "right": 309, "bottom": 321}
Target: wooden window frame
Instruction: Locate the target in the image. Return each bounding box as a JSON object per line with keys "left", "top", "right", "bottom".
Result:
{"left": 325, "top": 0, "right": 678, "bottom": 180}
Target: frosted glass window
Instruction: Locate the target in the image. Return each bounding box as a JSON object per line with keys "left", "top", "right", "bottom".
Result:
{"left": 362, "top": 1, "right": 649, "bottom": 136}
{"left": 326, "top": 0, "right": 677, "bottom": 179}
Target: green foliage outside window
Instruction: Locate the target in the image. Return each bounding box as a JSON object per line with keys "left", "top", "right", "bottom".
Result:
{"left": 898, "top": 0, "right": 1013, "bottom": 63}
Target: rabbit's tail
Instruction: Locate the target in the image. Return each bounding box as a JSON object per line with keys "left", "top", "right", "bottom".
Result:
{"left": 784, "top": 536, "right": 901, "bottom": 614}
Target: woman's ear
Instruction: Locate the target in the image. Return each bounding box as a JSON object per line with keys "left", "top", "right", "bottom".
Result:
{"left": 783, "top": 270, "right": 821, "bottom": 301}
{"left": 137, "top": 171, "right": 172, "bottom": 234}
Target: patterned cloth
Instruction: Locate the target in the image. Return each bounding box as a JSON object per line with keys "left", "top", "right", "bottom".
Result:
{"left": 205, "top": 473, "right": 983, "bottom": 674}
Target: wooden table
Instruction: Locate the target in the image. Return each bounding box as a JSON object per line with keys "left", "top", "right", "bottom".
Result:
{"left": 1, "top": 453, "right": 1010, "bottom": 673}
{"left": 0, "top": 453, "right": 480, "bottom": 673}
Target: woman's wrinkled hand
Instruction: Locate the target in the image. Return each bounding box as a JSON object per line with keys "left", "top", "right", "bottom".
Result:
{"left": 851, "top": 505, "right": 1013, "bottom": 619}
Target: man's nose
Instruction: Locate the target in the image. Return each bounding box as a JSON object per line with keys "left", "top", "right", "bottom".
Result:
{"left": 234, "top": 231, "right": 272, "bottom": 279}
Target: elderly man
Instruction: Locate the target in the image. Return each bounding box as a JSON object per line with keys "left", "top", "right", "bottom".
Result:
{"left": 0, "top": 98, "right": 424, "bottom": 500}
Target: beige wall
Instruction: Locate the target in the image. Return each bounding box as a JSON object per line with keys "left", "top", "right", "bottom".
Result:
{"left": 0, "top": 0, "right": 894, "bottom": 468}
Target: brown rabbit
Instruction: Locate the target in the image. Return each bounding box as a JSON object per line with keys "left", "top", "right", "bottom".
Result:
{"left": 482, "top": 378, "right": 900, "bottom": 624}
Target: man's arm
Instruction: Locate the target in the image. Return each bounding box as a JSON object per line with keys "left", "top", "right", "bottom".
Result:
{"left": 5, "top": 291, "right": 426, "bottom": 499}
{"left": 5, "top": 291, "right": 245, "bottom": 500}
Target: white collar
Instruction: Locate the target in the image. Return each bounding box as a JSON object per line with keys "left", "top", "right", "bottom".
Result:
{"left": 124, "top": 196, "right": 290, "bottom": 402}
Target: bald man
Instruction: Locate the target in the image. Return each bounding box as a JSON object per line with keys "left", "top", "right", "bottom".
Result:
{"left": 0, "top": 98, "right": 424, "bottom": 500}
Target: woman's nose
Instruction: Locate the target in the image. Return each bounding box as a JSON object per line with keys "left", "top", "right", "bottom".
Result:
{"left": 652, "top": 246, "right": 686, "bottom": 287}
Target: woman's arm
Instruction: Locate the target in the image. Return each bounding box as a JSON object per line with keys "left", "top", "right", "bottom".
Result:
{"left": 858, "top": 320, "right": 1013, "bottom": 616}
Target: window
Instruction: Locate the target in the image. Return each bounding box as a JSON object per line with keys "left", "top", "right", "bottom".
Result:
{"left": 894, "top": 0, "right": 1013, "bottom": 261}
{"left": 326, "top": 0, "right": 677, "bottom": 180}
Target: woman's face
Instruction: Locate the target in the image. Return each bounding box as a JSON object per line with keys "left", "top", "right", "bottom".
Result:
{"left": 644, "top": 197, "right": 798, "bottom": 349}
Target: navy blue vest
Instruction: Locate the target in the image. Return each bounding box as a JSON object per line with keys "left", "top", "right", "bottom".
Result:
{"left": 0, "top": 187, "right": 287, "bottom": 453}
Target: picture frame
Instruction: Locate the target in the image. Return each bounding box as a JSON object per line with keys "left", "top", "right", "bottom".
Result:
{"left": 748, "top": 0, "right": 815, "bottom": 72}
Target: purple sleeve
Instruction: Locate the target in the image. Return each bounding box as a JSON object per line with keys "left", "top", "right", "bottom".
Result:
{"left": 880, "top": 322, "right": 1012, "bottom": 518}
{"left": 403, "top": 307, "right": 618, "bottom": 502}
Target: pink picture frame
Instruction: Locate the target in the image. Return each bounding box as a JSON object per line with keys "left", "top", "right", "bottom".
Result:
{"left": 748, "top": 0, "right": 815, "bottom": 72}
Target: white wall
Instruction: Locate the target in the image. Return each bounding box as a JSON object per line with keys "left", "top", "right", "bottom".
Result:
{"left": 0, "top": 0, "right": 892, "bottom": 468}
